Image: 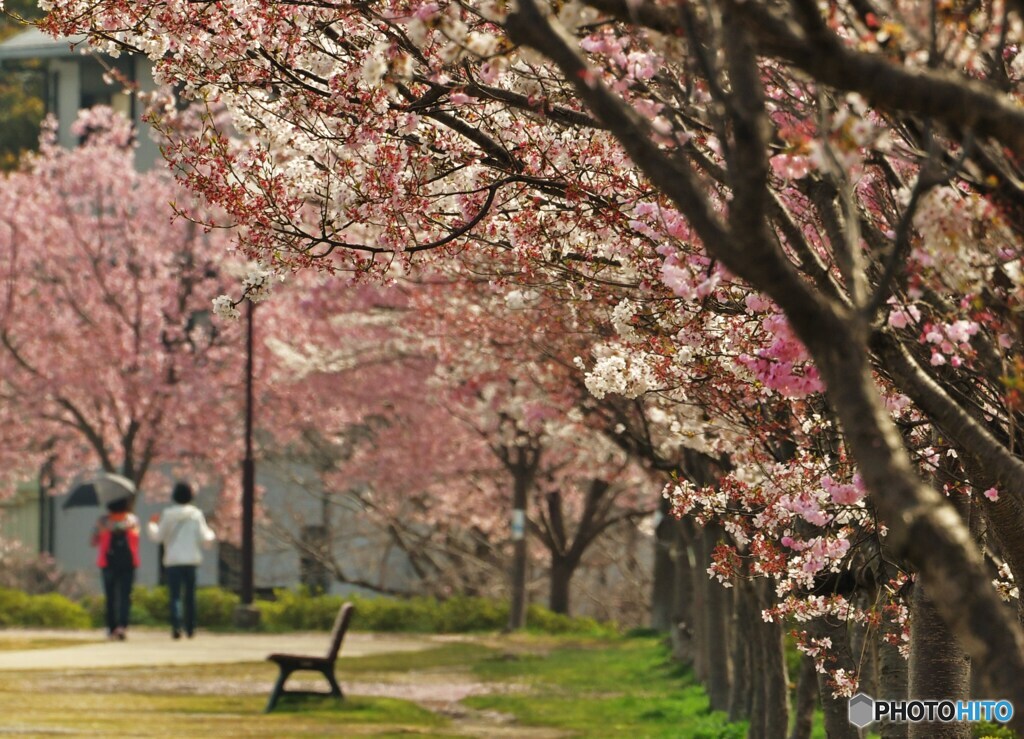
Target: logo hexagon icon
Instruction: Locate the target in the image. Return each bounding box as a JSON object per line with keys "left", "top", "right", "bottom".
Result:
{"left": 848, "top": 693, "right": 875, "bottom": 728}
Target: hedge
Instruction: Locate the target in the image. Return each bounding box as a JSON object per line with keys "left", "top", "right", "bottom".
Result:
{"left": 7, "top": 585, "right": 614, "bottom": 636}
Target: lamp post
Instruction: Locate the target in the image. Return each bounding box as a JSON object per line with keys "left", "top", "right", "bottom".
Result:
{"left": 234, "top": 299, "right": 260, "bottom": 628}
{"left": 241, "top": 299, "right": 255, "bottom": 605}
{"left": 37, "top": 445, "right": 56, "bottom": 556}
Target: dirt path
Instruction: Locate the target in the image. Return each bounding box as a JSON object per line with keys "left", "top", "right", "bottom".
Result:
{"left": 0, "top": 627, "right": 433, "bottom": 670}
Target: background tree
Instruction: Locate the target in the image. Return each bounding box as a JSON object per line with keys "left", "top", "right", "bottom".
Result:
{"left": 250, "top": 275, "right": 514, "bottom": 596}
{"left": 258, "top": 271, "right": 656, "bottom": 621}
{"left": 415, "top": 272, "right": 657, "bottom": 620}
{"left": 0, "top": 108, "right": 244, "bottom": 498}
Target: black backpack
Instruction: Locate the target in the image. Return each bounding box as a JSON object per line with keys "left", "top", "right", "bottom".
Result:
{"left": 107, "top": 528, "right": 134, "bottom": 570}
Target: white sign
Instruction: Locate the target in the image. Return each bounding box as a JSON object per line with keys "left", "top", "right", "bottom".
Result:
{"left": 511, "top": 509, "right": 526, "bottom": 540}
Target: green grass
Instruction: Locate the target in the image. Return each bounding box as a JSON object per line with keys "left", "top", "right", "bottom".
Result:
{"left": 465, "top": 635, "right": 747, "bottom": 738}
{"left": 0, "top": 633, "right": 751, "bottom": 737}
{"left": 0, "top": 688, "right": 446, "bottom": 737}
{"left": 265, "top": 694, "right": 445, "bottom": 725}
{"left": 338, "top": 640, "right": 500, "bottom": 673}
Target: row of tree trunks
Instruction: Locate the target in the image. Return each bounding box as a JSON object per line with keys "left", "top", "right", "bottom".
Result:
{"left": 650, "top": 452, "right": 985, "bottom": 739}
{"left": 654, "top": 514, "right": 794, "bottom": 737}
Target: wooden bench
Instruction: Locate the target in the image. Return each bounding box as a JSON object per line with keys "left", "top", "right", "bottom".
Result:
{"left": 264, "top": 602, "right": 355, "bottom": 712}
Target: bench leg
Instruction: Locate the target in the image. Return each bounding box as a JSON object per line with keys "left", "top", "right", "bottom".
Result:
{"left": 265, "top": 667, "right": 293, "bottom": 713}
{"left": 323, "top": 668, "right": 343, "bottom": 699}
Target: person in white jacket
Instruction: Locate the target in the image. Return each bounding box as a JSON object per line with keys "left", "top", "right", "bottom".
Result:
{"left": 148, "top": 482, "right": 216, "bottom": 639}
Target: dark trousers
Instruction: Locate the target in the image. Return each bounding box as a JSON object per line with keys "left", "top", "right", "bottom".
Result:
{"left": 102, "top": 566, "right": 135, "bottom": 633}
{"left": 166, "top": 565, "right": 197, "bottom": 634}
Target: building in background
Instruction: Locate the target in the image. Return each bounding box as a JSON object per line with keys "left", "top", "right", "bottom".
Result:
{"left": 0, "top": 27, "right": 161, "bottom": 170}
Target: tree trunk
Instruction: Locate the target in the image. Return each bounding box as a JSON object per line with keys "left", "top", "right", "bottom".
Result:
{"left": 907, "top": 582, "right": 971, "bottom": 738}
{"left": 508, "top": 536, "right": 528, "bottom": 629}
{"left": 669, "top": 521, "right": 696, "bottom": 664}
{"left": 699, "top": 524, "right": 733, "bottom": 713}
{"left": 706, "top": 578, "right": 732, "bottom": 713}
{"left": 789, "top": 655, "right": 818, "bottom": 739}
{"left": 549, "top": 555, "right": 575, "bottom": 615}
{"left": 729, "top": 578, "right": 754, "bottom": 723}
{"left": 878, "top": 628, "right": 909, "bottom": 739}
{"left": 755, "top": 579, "right": 789, "bottom": 739}
{"left": 690, "top": 524, "right": 710, "bottom": 684}
{"left": 809, "top": 616, "right": 860, "bottom": 739}
{"left": 651, "top": 495, "right": 676, "bottom": 631}
{"left": 741, "top": 575, "right": 789, "bottom": 738}
{"left": 905, "top": 460, "right": 972, "bottom": 738}
{"left": 815, "top": 672, "right": 859, "bottom": 739}
{"left": 507, "top": 462, "right": 532, "bottom": 631}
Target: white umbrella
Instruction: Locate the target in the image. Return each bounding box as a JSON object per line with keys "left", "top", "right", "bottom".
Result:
{"left": 62, "top": 472, "right": 137, "bottom": 509}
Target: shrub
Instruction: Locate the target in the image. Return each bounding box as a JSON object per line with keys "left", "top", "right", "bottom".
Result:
{"left": 132, "top": 585, "right": 169, "bottom": 625}
{"left": 974, "top": 722, "right": 1017, "bottom": 739}
{"left": 75, "top": 585, "right": 617, "bottom": 635}
{"left": 0, "top": 586, "right": 90, "bottom": 628}
{"left": 18, "top": 593, "right": 91, "bottom": 628}
{"left": 0, "top": 587, "right": 31, "bottom": 626}
{"left": 253, "top": 588, "right": 616, "bottom": 636}
{"left": 78, "top": 590, "right": 155, "bottom": 628}
{"left": 255, "top": 589, "right": 345, "bottom": 631}
{"left": 525, "top": 604, "right": 614, "bottom": 636}
{"left": 80, "top": 593, "right": 105, "bottom": 627}
{"left": 348, "top": 595, "right": 437, "bottom": 632}
{"left": 197, "top": 587, "right": 240, "bottom": 628}
{"left": 435, "top": 595, "right": 508, "bottom": 632}
{"left": 80, "top": 585, "right": 237, "bottom": 629}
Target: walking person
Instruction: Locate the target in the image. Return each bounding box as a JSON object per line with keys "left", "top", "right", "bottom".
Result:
{"left": 148, "top": 481, "right": 216, "bottom": 639}
{"left": 90, "top": 497, "right": 140, "bottom": 640}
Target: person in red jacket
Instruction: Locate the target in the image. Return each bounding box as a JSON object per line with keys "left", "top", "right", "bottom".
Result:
{"left": 90, "top": 497, "right": 141, "bottom": 640}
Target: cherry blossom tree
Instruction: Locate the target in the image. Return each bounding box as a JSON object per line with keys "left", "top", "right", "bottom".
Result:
{"left": 0, "top": 107, "right": 245, "bottom": 497}
{"left": 408, "top": 267, "right": 664, "bottom": 619}
{"left": 259, "top": 270, "right": 655, "bottom": 620}
{"left": 249, "top": 273, "right": 515, "bottom": 596}
{"left": 39, "top": 0, "right": 1024, "bottom": 724}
